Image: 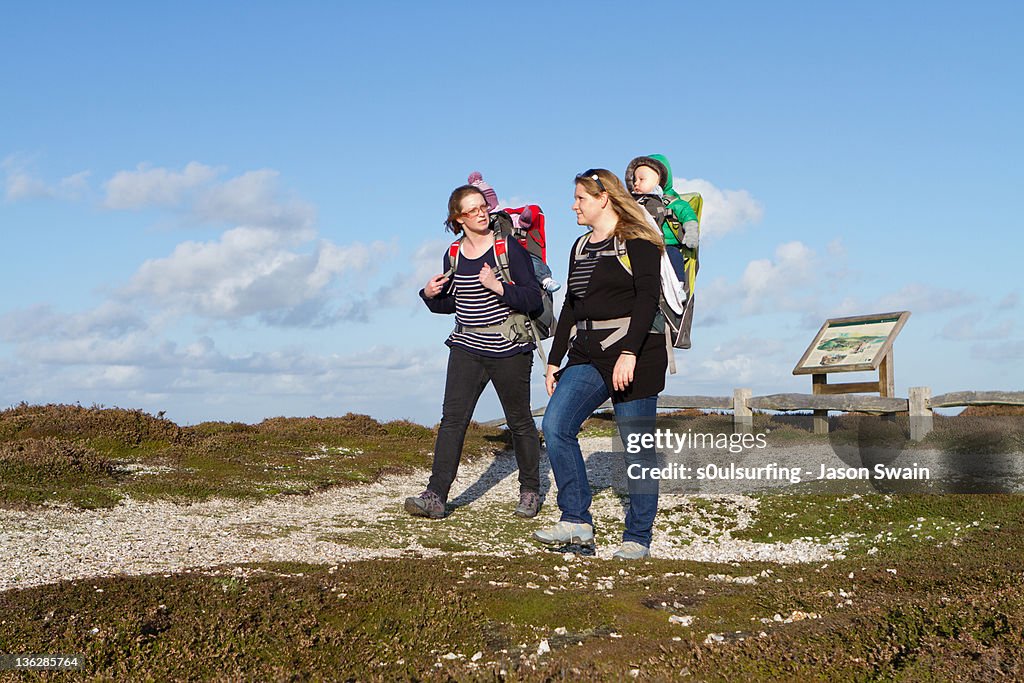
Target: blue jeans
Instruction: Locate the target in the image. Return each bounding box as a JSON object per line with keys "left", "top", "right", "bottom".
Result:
{"left": 541, "top": 363, "right": 659, "bottom": 547}
{"left": 530, "top": 254, "right": 553, "bottom": 282}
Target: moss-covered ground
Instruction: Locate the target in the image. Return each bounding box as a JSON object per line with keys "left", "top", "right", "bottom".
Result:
{"left": 1, "top": 497, "right": 1022, "bottom": 680}
{"left": 0, "top": 403, "right": 507, "bottom": 509}
{"left": 0, "top": 404, "right": 1022, "bottom": 680}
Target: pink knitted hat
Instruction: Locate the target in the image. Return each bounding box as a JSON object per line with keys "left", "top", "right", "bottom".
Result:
{"left": 467, "top": 171, "right": 499, "bottom": 211}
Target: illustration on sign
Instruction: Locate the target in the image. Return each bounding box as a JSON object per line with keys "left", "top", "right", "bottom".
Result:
{"left": 794, "top": 312, "right": 910, "bottom": 375}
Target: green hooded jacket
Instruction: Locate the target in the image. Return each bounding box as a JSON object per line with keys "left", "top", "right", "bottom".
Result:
{"left": 625, "top": 153, "right": 698, "bottom": 247}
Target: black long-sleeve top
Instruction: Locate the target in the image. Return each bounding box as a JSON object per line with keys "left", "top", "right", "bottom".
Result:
{"left": 549, "top": 234, "right": 667, "bottom": 402}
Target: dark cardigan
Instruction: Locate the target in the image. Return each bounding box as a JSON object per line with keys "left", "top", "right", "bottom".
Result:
{"left": 548, "top": 234, "right": 667, "bottom": 402}
{"left": 419, "top": 237, "right": 542, "bottom": 356}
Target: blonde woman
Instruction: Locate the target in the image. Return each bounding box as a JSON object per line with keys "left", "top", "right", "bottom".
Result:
{"left": 533, "top": 169, "right": 666, "bottom": 559}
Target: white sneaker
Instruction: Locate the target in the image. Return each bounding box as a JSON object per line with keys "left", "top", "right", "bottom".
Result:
{"left": 541, "top": 277, "right": 561, "bottom": 292}
{"left": 532, "top": 521, "right": 594, "bottom": 545}
{"left": 612, "top": 541, "right": 650, "bottom": 559}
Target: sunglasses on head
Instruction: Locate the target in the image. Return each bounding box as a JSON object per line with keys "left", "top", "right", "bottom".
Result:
{"left": 575, "top": 169, "right": 606, "bottom": 193}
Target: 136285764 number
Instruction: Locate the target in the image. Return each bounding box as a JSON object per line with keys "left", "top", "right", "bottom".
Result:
{"left": 0, "top": 654, "right": 85, "bottom": 670}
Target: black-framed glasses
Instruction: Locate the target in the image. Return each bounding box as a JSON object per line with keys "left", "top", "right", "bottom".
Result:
{"left": 575, "top": 169, "right": 606, "bottom": 193}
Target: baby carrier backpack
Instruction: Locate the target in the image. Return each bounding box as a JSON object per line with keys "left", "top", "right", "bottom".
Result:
{"left": 573, "top": 192, "right": 702, "bottom": 374}
{"left": 443, "top": 211, "right": 556, "bottom": 363}
{"left": 498, "top": 204, "right": 547, "bottom": 262}
{"left": 666, "top": 192, "right": 702, "bottom": 351}
{"left": 635, "top": 192, "right": 702, "bottom": 347}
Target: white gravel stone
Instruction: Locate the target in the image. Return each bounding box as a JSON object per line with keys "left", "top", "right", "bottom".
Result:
{"left": 0, "top": 437, "right": 855, "bottom": 592}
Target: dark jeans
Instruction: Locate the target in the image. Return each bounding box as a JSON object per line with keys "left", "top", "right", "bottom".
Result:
{"left": 541, "top": 362, "right": 659, "bottom": 547}
{"left": 428, "top": 346, "right": 541, "bottom": 501}
{"left": 666, "top": 245, "right": 686, "bottom": 282}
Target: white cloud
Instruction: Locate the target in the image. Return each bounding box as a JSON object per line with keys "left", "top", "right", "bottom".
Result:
{"left": 498, "top": 195, "right": 528, "bottom": 210}
{"left": 98, "top": 160, "right": 399, "bottom": 326}
{"left": 122, "top": 226, "right": 391, "bottom": 324}
{"left": 698, "top": 355, "right": 761, "bottom": 384}
{"left": 695, "top": 239, "right": 868, "bottom": 332}
{"left": 709, "top": 335, "right": 788, "bottom": 361}
{"left": 794, "top": 297, "right": 869, "bottom": 330}
{"left": 680, "top": 333, "right": 798, "bottom": 388}
{"left": 0, "top": 160, "right": 457, "bottom": 423}
{"left": 877, "top": 284, "right": 976, "bottom": 314}
{"left": 56, "top": 171, "right": 91, "bottom": 200}
{"left": 4, "top": 168, "right": 50, "bottom": 201}
{"left": 193, "top": 169, "right": 315, "bottom": 232}
{"left": 939, "top": 313, "right": 1014, "bottom": 342}
{"left": 373, "top": 238, "right": 451, "bottom": 309}
{"left": 971, "top": 340, "right": 1024, "bottom": 362}
{"left": 20, "top": 334, "right": 168, "bottom": 368}
{"left": 0, "top": 303, "right": 147, "bottom": 344}
{"left": 673, "top": 177, "right": 764, "bottom": 238}
{"left": 826, "top": 239, "right": 847, "bottom": 259}
{"left": 0, "top": 324, "right": 451, "bottom": 424}
{"left": 3, "top": 156, "right": 92, "bottom": 202}
{"left": 996, "top": 292, "right": 1019, "bottom": 311}
{"left": 103, "top": 162, "right": 220, "bottom": 209}
{"left": 737, "top": 241, "right": 818, "bottom": 314}
{"left": 103, "top": 163, "right": 316, "bottom": 234}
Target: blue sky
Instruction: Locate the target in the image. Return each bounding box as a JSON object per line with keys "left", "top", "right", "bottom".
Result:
{"left": 1, "top": 1, "right": 1021, "bottom": 425}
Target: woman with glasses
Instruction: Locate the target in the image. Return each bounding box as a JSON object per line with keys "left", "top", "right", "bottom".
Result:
{"left": 405, "top": 184, "right": 544, "bottom": 520}
{"left": 532, "top": 169, "right": 667, "bottom": 559}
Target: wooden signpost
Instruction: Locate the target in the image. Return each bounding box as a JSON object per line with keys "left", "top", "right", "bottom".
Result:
{"left": 793, "top": 311, "right": 911, "bottom": 433}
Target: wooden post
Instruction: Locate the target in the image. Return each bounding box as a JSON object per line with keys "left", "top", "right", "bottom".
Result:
{"left": 812, "top": 374, "right": 829, "bottom": 434}
{"left": 878, "top": 349, "right": 894, "bottom": 397}
{"left": 733, "top": 388, "right": 752, "bottom": 435}
{"left": 878, "top": 349, "right": 895, "bottom": 423}
{"left": 909, "top": 386, "right": 933, "bottom": 441}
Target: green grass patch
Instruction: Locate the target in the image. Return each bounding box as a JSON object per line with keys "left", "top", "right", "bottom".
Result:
{"left": 733, "top": 493, "right": 1022, "bottom": 556}
{"left": 3, "top": 514, "right": 1022, "bottom": 681}
{"left": 0, "top": 405, "right": 508, "bottom": 509}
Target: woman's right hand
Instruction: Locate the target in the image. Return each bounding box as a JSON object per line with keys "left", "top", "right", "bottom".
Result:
{"left": 545, "top": 364, "right": 560, "bottom": 397}
{"left": 423, "top": 274, "right": 449, "bottom": 298}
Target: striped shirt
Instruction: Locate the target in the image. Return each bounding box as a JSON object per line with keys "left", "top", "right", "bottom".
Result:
{"left": 568, "top": 236, "right": 613, "bottom": 299}
{"left": 447, "top": 249, "right": 532, "bottom": 357}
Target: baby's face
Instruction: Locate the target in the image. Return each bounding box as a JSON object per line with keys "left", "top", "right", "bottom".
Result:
{"left": 633, "top": 165, "right": 661, "bottom": 194}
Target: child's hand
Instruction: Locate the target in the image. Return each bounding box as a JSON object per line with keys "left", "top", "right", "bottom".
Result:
{"left": 478, "top": 264, "right": 504, "bottom": 295}
{"left": 423, "top": 274, "right": 449, "bottom": 298}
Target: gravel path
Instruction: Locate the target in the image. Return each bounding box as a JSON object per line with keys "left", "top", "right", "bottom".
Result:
{"left": 2, "top": 437, "right": 973, "bottom": 593}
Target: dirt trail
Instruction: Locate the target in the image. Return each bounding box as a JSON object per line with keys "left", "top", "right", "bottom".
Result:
{"left": 0, "top": 439, "right": 847, "bottom": 593}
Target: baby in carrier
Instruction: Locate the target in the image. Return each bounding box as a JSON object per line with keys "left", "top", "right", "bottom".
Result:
{"left": 469, "top": 171, "right": 560, "bottom": 292}
{"left": 623, "top": 155, "right": 698, "bottom": 282}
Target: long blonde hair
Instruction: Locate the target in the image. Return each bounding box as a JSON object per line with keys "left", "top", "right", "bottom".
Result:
{"left": 575, "top": 168, "right": 665, "bottom": 250}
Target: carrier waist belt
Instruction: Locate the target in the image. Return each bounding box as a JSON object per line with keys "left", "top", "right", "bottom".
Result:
{"left": 454, "top": 317, "right": 528, "bottom": 342}
{"left": 575, "top": 317, "right": 631, "bottom": 351}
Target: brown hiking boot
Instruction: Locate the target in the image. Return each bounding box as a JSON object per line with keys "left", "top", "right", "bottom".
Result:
{"left": 404, "top": 489, "right": 445, "bottom": 519}
{"left": 514, "top": 490, "right": 541, "bottom": 518}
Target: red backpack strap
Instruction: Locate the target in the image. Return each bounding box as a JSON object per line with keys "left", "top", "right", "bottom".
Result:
{"left": 443, "top": 239, "right": 461, "bottom": 278}
{"left": 527, "top": 204, "right": 546, "bottom": 258}
{"left": 492, "top": 237, "right": 515, "bottom": 284}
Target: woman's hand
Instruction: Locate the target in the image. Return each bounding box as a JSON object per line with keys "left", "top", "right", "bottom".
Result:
{"left": 423, "top": 274, "right": 449, "bottom": 298}
{"left": 612, "top": 353, "right": 637, "bottom": 392}
{"left": 545, "top": 364, "right": 560, "bottom": 397}
{"left": 478, "top": 263, "right": 504, "bottom": 295}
